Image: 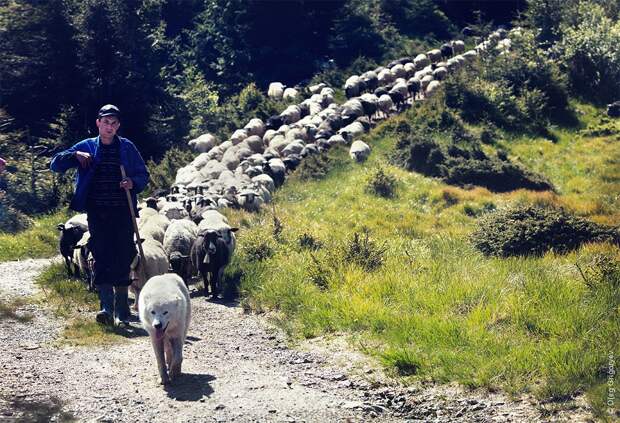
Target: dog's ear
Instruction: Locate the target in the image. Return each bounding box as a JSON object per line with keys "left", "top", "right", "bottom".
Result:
{"left": 230, "top": 227, "right": 239, "bottom": 233}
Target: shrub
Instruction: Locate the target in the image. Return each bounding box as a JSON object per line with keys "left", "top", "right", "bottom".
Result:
{"left": 444, "top": 29, "right": 570, "bottom": 131}
{"left": 365, "top": 167, "right": 399, "bottom": 198}
{"left": 555, "top": 3, "right": 620, "bottom": 103}
{"left": 239, "top": 233, "right": 275, "bottom": 262}
{"left": 293, "top": 154, "right": 333, "bottom": 181}
{"left": 343, "top": 229, "right": 387, "bottom": 272}
{"left": 471, "top": 205, "right": 620, "bottom": 257}
{"left": 298, "top": 233, "right": 323, "bottom": 251}
{"left": 0, "top": 192, "right": 32, "bottom": 233}
{"left": 393, "top": 135, "right": 554, "bottom": 192}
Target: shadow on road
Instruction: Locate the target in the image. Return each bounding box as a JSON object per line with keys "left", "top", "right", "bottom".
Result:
{"left": 2, "top": 395, "right": 75, "bottom": 423}
{"left": 113, "top": 323, "right": 149, "bottom": 338}
{"left": 164, "top": 373, "right": 216, "bottom": 401}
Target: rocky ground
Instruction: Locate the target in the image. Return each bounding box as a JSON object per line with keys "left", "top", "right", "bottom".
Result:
{"left": 0, "top": 258, "right": 595, "bottom": 422}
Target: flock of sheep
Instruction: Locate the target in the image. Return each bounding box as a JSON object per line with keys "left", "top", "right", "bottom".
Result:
{"left": 58, "top": 27, "right": 519, "bottom": 300}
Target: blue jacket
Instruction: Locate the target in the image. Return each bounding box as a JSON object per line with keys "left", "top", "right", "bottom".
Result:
{"left": 50, "top": 136, "right": 149, "bottom": 212}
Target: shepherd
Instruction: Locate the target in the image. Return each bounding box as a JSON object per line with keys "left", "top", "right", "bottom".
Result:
{"left": 50, "top": 104, "right": 149, "bottom": 326}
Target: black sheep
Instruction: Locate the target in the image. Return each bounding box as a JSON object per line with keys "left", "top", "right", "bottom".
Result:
{"left": 283, "top": 155, "right": 302, "bottom": 172}
{"left": 440, "top": 43, "right": 453, "bottom": 60}
{"left": 407, "top": 79, "right": 421, "bottom": 101}
{"left": 266, "top": 115, "right": 284, "bottom": 131}
{"left": 360, "top": 97, "right": 378, "bottom": 121}
{"left": 58, "top": 224, "right": 87, "bottom": 277}
{"left": 263, "top": 162, "right": 285, "bottom": 188}
{"left": 388, "top": 91, "right": 406, "bottom": 112}
{"left": 190, "top": 228, "right": 238, "bottom": 298}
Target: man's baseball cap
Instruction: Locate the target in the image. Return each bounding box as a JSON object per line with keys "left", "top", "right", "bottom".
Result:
{"left": 98, "top": 104, "right": 121, "bottom": 119}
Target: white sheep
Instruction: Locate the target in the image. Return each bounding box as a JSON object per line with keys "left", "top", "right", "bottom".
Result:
{"left": 339, "top": 121, "right": 365, "bottom": 142}
{"left": 391, "top": 64, "right": 407, "bottom": 79}
{"left": 341, "top": 99, "right": 364, "bottom": 120}
{"left": 188, "top": 133, "right": 218, "bottom": 153}
{"left": 141, "top": 217, "right": 168, "bottom": 243}
{"left": 344, "top": 75, "right": 361, "bottom": 98}
{"left": 308, "top": 83, "right": 327, "bottom": 94}
{"left": 451, "top": 40, "right": 465, "bottom": 54}
{"left": 378, "top": 94, "right": 394, "bottom": 116}
{"left": 140, "top": 211, "right": 171, "bottom": 231}
{"left": 130, "top": 238, "right": 169, "bottom": 311}
{"left": 252, "top": 174, "right": 276, "bottom": 193}
{"left": 413, "top": 54, "right": 430, "bottom": 70}
{"left": 163, "top": 219, "right": 199, "bottom": 284}
{"left": 349, "top": 140, "right": 371, "bottom": 162}
{"left": 230, "top": 129, "right": 248, "bottom": 145}
{"left": 267, "top": 82, "right": 285, "bottom": 100}
{"left": 244, "top": 118, "right": 266, "bottom": 137}
{"left": 432, "top": 67, "right": 448, "bottom": 81}
{"left": 378, "top": 68, "right": 395, "bottom": 86}
{"left": 425, "top": 80, "right": 441, "bottom": 98}
{"left": 282, "top": 87, "right": 299, "bottom": 101}
{"left": 280, "top": 105, "right": 302, "bottom": 125}
{"left": 420, "top": 74, "right": 434, "bottom": 90}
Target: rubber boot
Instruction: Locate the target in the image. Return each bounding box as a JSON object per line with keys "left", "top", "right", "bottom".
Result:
{"left": 114, "top": 286, "right": 130, "bottom": 326}
{"left": 96, "top": 285, "right": 114, "bottom": 326}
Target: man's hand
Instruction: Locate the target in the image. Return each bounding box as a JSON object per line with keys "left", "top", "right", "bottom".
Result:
{"left": 74, "top": 151, "right": 92, "bottom": 168}
{"left": 120, "top": 177, "right": 133, "bottom": 190}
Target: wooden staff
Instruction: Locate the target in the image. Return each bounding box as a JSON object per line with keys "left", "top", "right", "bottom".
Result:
{"left": 120, "top": 165, "right": 147, "bottom": 286}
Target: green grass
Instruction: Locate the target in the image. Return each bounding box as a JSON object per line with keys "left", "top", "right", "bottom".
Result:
{"left": 0, "top": 209, "right": 72, "bottom": 262}
{"left": 35, "top": 262, "right": 128, "bottom": 345}
{"left": 230, "top": 101, "right": 620, "bottom": 419}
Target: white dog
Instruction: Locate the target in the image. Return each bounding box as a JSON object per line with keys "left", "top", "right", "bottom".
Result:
{"left": 138, "top": 273, "right": 191, "bottom": 385}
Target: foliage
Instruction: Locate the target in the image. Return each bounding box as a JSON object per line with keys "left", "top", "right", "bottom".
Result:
{"left": 292, "top": 154, "right": 333, "bottom": 181}
{"left": 554, "top": 3, "right": 620, "bottom": 104}
{"left": 144, "top": 147, "right": 195, "bottom": 196}
{"left": 444, "top": 30, "right": 570, "bottom": 132}
{"left": 365, "top": 167, "right": 399, "bottom": 198}
{"left": 471, "top": 205, "right": 620, "bottom": 257}
{"left": 298, "top": 233, "right": 323, "bottom": 251}
{"left": 392, "top": 131, "right": 554, "bottom": 192}
{"left": 0, "top": 193, "right": 32, "bottom": 234}
{"left": 343, "top": 229, "right": 387, "bottom": 272}
{"left": 525, "top": 0, "right": 618, "bottom": 43}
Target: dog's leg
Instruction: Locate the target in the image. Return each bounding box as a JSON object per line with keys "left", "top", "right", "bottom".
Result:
{"left": 168, "top": 337, "right": 183, "bottom": 381}
{"left": 151, "top": 336, "right": 169, "bottom": 385}
{"left": 164, "top": 338, "right": 173, "bottom": 369}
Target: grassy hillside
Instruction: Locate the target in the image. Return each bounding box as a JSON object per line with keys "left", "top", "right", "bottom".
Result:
{"left": 225, "top": 100, "right": 619, "bottom": 418}
{"left": 0, "top": 209, "right": 71, "bottom": 262}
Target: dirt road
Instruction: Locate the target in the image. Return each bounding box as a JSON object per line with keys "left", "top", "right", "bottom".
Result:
{"left": 0, "top": 258, "right": 593, "bottom": 422}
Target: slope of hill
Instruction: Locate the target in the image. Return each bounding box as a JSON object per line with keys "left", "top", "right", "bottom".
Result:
{"left": 224, "top": 99, "right": 619, "bottom": 418}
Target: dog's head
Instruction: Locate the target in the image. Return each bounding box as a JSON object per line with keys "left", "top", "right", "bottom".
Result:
{"left": 145, "top": 297, "right": 183, "bottom": 340}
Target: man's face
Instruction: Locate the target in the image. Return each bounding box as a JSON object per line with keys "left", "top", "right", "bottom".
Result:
{"left": 96, "top": 116, "right": 120, "bottom": 139}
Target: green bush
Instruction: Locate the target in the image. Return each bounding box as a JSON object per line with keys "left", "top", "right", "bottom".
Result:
{"left": 343, "top": 229, "right": 387, "bottom": 272}
{"left": 392, "top": 133, "right": 554, "bottom": 192}
{"left": 555, "top": 3, "right": 620, "bottom": 103}
{"left": 0, "top": 193, "right": 32, "bottom": 233}
{"left": 365, "top": 167, "right": 399, "bottom": 198}
{"left": 471, "top": 205, "right": 620, "bottom": 257}
{"left": 298, "top": 233, "right": 323, "bottom": 251}
{"left": 444, "top": 29, "right": 570, "bottom": 131}
{"left": 292, "top": 154, "right": 333, "bottom": 181}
